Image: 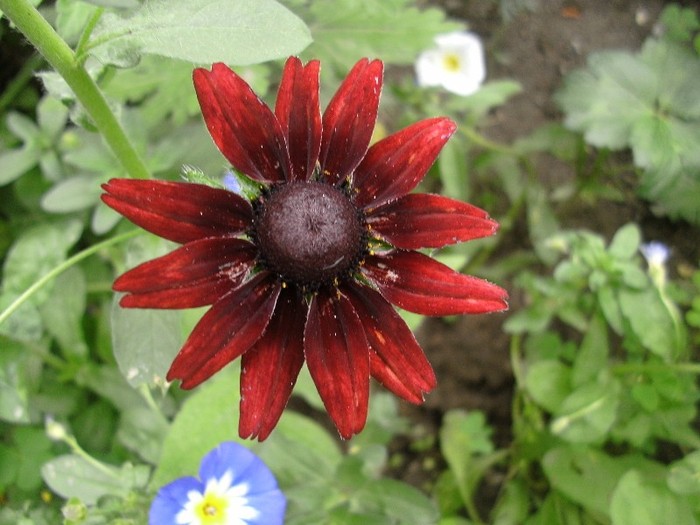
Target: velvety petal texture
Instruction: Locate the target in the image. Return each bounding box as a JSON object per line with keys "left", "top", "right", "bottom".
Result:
{"left": 275, "top": 57, "right": 322, "bottom": 181}
{"left": 149, "top": 442, "right": 285, "bottom": 525}
{"left": 194, "top": 63, "right": 291, "bottom": 183}
{"left": 352, "top": 117, "right": 457, "bottom": 208}
{"left": 101, "top": 179, "right": 253, "bottom": 244}
{"left": 362, "top": 251, "right": 508, "bottom": 316}
{"left": 305, "top": 289, "right": 370, "bottom": 439}
{"left": 115, "top": 238, "right": 256, "bottom": 308}
{"left": 239, "top": 288, "right": 307, "bottom": 441}
{"left": 103, "top": 56, "right": 508, "bottom": 443}
{"left": 319, "top": 58, "right": 383, "bottom": 184}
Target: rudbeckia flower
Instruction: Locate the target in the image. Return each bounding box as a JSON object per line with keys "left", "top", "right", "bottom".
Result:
{"left": 415, "top": 31, "right": 486, "bottom": 96}
{"left": 149, "top": 441, "right": 285, "bottom": 524}
{"left": 102, "top": 57, "right": 508, "bottom": 440}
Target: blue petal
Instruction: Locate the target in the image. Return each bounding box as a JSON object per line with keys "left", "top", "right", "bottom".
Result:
{"left": 244, "top": 490, "right": 287, "bottom": 525}
{"left": 199, "top": 442, "right": 280, "bottom": 494}
{"left": 149, "top": 476, "right": 201, "bottom": 525}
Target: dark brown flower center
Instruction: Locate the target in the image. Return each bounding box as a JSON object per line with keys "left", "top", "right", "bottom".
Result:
{"left": 253, "top": 181, "right": 365, "bottom": 289}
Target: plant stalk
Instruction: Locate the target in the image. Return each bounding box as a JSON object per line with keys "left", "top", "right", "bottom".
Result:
{"left": 0, "top": 0, "right": 150, "bottom": 179}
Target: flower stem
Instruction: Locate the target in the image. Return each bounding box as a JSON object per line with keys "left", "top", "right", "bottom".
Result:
{"left": 0, "top": 230, "right": 141, "bottom": 328}
{"left": 0, "top": 0, "right": 150, "bottom": 180}
{"left": 0, "top": 53, "right": 43, "bottom": 112}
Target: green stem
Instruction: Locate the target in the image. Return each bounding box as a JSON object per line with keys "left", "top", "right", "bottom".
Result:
{"left": 460, "top": 126, "right": 519, "bottom": 157}
{"left": 0, "top": 230, "right": 141, "bottom": 328}
{"left": 613, "top": 361, "right": 700, "bottom": 375}
{"left": 0, "top": 53, "right": 43, "bottom": 112}
{"left": 0, "top": 0, "right": 150, "bottom": 180}
{"left": 74, "top": 6, "right": 105, "bottom": 62}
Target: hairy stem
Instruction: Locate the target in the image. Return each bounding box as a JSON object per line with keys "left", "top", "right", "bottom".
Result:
{"left": 0, "top": 0, "right": 150, "bottom": 179}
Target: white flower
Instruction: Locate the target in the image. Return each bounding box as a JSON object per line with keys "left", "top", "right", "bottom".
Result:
{"left": 415, "top": 31, "right": 486, "bottom": 96}
{"left": 640, "top": 241, "right": 670, "bottom": 268}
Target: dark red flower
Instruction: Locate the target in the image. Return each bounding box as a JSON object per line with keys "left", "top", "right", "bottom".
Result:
{"left": 101, "top": 57, "right": 508, "bottom": 440}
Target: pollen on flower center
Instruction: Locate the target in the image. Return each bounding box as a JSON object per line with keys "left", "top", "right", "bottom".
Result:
{"left": 442, "top": 52, "right": 462, "bottom": 72}
{"left": 253, "top": 181, "right": 365, "bottom": 289}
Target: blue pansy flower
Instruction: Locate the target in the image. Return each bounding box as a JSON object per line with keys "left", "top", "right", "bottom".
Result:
{"left": 149, "top": 442, "right": 285, "bottom": 525}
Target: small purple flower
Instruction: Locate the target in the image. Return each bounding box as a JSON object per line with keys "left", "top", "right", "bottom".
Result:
{"left": 149, "top": 442, "right": 285, "bottom": 525}
{"left": 640, "top": 241, "right": 670, "bottom": 268}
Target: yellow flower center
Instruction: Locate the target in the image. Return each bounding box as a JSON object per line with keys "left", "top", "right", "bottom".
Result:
{"left": 442, "top": 53, "right": 462, "bottom": 72}
{"left": 194, "top": 492, "right": 229, "bottom": 524}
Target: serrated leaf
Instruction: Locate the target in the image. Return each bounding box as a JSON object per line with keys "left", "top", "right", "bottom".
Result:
{"left": 41, "top": 455, "right": 149, "bottom": 504}
{"left": 87, "top": 0, "right": 311, "bottom": 67}
{"left": 304, "top": 0, "right": 462, "bottom": 66}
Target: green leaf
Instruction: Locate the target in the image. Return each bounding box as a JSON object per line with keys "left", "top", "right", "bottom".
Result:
{"left": 151, "top": 363, "right": 341, "bottom": 489}
{"left": 87, "top": 0, "right": 311, "bottom": 67}
{"left": 0, "top": 338, "right": 41, "bottom": 423}
{"left": 542, "top": 446, "right": 664, "bottom": 519}
{"left": 41, "top": 175, "right": 102, "bottom": 213}
{"left": 660, "top": 5, "right": 700, "bottom": 43}
{"left": 0, "top": 147, "right": 39, "bottom": 186}
{"left": 668, "top": 451, "right": 700, "bottom": 495}
{"left": 524, "top": 360, "right": 571, "bottom": 413}
{"left": 110, "top": 295, "right": 183, "bottom": 387}
{"left": 39, "top": 266, "right": 88, "bottom": 359}
{"left": 571, "top": 312, "right": 609, "bottom": 386}
{"left": 351, "top": 478, "right": 439, "bottom": 525}
{"left": 303, "top": 0, "right": 461, "bottom": 66}
{"left": 618, "top": 287, "right": 680, "bottom": 360}
{"left": 0, "top": 220, "right": 82, "bottom": 341}
{"left": 610, "top": 470, "right": 696, "bottom": 525}
{"left": 12, "top": 426, "right": 54, "bottom": 492}
{"left": 56, "top": 0, "right": 101, "bottom": 46}
{"left": 447, "top": 80, "right": 522, "bottom": 118}
{"left": 556, "top": 51, "right": 654, "bottom": 149}
{"left": 550, "top": 377, "right": 620, "bottom": 443}
{"left": 608, "top": 223, "right": 641, "bottom": 260}
{"left": 440, "top": 411, "right": 500, "bottom": 511}
{"left": 41, "top": 455, "right": 149, "bottom": 505}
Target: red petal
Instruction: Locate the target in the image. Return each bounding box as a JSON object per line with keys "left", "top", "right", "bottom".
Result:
{"left": 367, "top": 193, "right": 498, "bottom": 249}
{"left": 193, "top": 63, "right": 290, "bottom": 183}
{"left": 343, "top": 283, "right": 436, "bottom": 404}
{"left": 239, "top": 287, "right": 307, "bottom": 441}
{"left": 319, "top": 58, "right": 383, "bottom": 184}
{"left": 101, "top": 179, "right": 252, "bottom": 244}
{"left": 275, "top": 57, "right": 321, "bottom": 182}
{"left": 361, "top": 251, "right": 508, "bottom": 316}
{"left": 304, "top": 288, "right": 370, "bottom": 439}
{"left": 167, "top": 273, "right": 280, "bottom": 389}
{"left": 353, "top": 118, "right": 457, "bottom": 209}
{"left": 115, "top": 238, "right": 256, "bottom": 309}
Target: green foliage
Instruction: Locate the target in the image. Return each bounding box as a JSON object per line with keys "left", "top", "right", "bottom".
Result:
{"left": 288, "top": 0, "right": 461, "bottom": 69}
{"left": 86, "top": 0, "right": 312, "bottom": 67}
{"left": 1, "top": 1, "right": 699, "bottom": 524}
{"left": 557, "top": 36, "right": 700, "bottom": 223}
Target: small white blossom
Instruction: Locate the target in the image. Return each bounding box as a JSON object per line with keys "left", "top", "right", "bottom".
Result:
{"left": 640, "top": 241, "right": 670, "bottom": 288}
{"left": 415, "top": 31, "right": 486, "bottom": 96}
